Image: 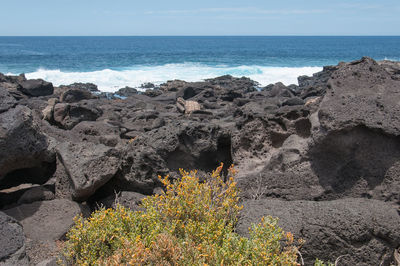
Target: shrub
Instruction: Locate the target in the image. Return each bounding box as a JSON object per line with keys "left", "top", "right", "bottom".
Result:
{"left": 62, "top": 164, "right": 299, "bottom": 265}
{"left": 314, "top": 258, "right": 334, "bottom": 266}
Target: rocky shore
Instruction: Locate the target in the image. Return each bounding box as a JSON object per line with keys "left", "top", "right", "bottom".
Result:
{"left": 0, "top": 57, "right": 399, "bottom": 265}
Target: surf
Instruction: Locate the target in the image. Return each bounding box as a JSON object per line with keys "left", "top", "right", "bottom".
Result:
{"left": 22, "top": 63, "right": 322, "bottom": 92}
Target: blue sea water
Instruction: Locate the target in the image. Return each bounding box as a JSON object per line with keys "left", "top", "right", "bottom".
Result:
{"left": 0, "top": 36, "right": 399, "bottom": 91}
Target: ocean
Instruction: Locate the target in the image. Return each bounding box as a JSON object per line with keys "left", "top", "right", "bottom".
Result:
{"left": 0, "top": 36, "right": 399, "bottom": 92}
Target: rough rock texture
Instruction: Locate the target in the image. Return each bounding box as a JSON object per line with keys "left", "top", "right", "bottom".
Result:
{"left": 176, "top": 97, "right": 202, "bottom": 114}
{"left": 237, "top": 198, "right": 400, "bottom": 266}
{"left": 59, "top": 82, "right": 99, "bottom": 93}
{"left": 0, "top": 86, "right": 17, "bottom": 113}
{"left": 17, "top": 186, "right": 55, "bottom": 205}
{"left": 116, "top": 86, "right": 138, "bottom": 97}
{"left": 96, "top": 191, "right": 146, "bottom": 211}
{"left": 4, "top": 199, "right": 89, "bottom": 264}
{"left": 60, "top": 88, "right": 94, "bottom": 103}
{"left": 52, "top": 101, "right": 103, "bottom": 130}
{"left": 0, "top": 105, "right": 54, "bottom": 181}
{"left": 18, "top": 79, "right": 54, "bottom": 97}
{"left": 4, "top": 199, "right": 88, "bottom": 242}
{"left": 235, "top": 57, "right": 400, "bottom": 204}
{"left": 0, "top": 212, "right": 29, "bottom": 265}
{"left": 319, "top": 57, "right": 400, "bottom": 135}
{"left": 35, "top": 257, "right": 58, "bottom": 266}
{"left": 56, "top": 142, "right": 120, "bottom": 201}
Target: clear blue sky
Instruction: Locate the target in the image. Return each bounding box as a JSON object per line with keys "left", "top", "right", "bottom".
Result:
{"left": 1, "top": 0, "right": 399, "bottom": 36}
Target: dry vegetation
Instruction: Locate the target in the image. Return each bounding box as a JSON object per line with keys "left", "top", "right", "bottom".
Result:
{"left": 61, "top": 164, "right": 301, "bottom": 265}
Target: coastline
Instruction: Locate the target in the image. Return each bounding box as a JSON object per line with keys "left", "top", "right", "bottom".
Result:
{"left": 1, "top": 57, "right": 400, "bottom": 265}
{"left": 20, "top": 64, "right": 322, "bottom": 92}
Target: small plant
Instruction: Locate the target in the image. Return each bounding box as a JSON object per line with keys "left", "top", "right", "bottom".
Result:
{"left": 251, "top": 173, "right": 268, "bottom": 200}
{"left": 62, "top": 164, "right": 300, "bottom": 265}
{"left": 314, "top": 258, "right": 334, "bottom": 266}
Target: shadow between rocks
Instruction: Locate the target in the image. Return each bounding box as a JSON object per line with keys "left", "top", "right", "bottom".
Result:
{"left": 310, "top": 126, "right": 400, "bottom": 195}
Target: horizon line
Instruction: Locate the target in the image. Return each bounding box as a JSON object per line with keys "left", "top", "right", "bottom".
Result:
{"left": 0, "top": 35, "right": 400, "bottom": 37}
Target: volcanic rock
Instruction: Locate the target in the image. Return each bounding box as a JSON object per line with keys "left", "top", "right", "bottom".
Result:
{"left": 116, "top": 86, "right": 138, "bottom": 97}
{"left": 60, "top": 88, "right": 93, "bottom": 103}
{"left": 60, "top": 82, "right": 99, "bottom": 92}
{"left": 18, "top": 79, "right": 54, "bottom": 97}
{"left": 237, "top": 198, "right": 400, "bottom": 266}
{"left": 56, "top": 141, "right": 120, "bottom": 201}
{"left": 0, "top": 86, "right": 17, "bottom": 113}
{"left": 0, "top": 211, "right": 29, "bottom": 265}
{"left": 96, "top": 191, "right": 146, "bottom": 211}
{"left": 4, "top": 199, "right": 88, "bottom": 242}
{"left": 0, "top": 105, "right": 54, "bottom": 182}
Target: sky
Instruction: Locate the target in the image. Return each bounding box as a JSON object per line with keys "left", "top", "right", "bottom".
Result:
{"left": 1, "top": 0, "right": 399, "bottom": 36}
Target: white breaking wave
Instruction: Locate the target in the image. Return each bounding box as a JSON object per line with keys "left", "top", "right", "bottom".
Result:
{"left": 23, "top": 63, "right": 322, "bottom": 92}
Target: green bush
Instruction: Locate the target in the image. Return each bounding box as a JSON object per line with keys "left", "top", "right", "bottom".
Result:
{"left": 62, "top": 164, "right": 299, "bottom": 265}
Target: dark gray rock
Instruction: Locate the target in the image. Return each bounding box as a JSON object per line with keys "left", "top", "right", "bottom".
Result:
{"left": 0, "top": 105, "right": 54, "bottom": 181}
{"left": 205, "top": 75, "right": 257, "bottom": 92}
{"left": 56, "top": 141, "right": 120, "bottom": 201}
{"left": 281, "top": 97, "right": 305, "bottom": 106}
{"left": 141, "top": 82, "right": 155, "bottom": 89}
{"left": 297, "top": 65, "right": 338, "bottom": 99}
{"left": 17, "top": 186, "right": 55, "bottom": 204}
{"left": 4, "top": 199, "right": 89, "bottom": 242}
{"left": 112, "top": 142, "right": 167, "bottom": 195}
{"left": 159, "top": 79, "right": 189, "bottom": 92}
{"left": 116, "top": 86, "right": 138, "bottom": 97}
{"left": 237, "top": 198, "right": 400, "bottom": 266}
{"left": 319, "top": 57, "right": 400, "bottom": 136}
{"left": 60, "top": 88, "right": 93, "bottom": 103}
{"left": 0, "top": 73, "right": 26, "bottom": 84}
{"left": 235, "top": 58, "right": 400, "bottom": 204}
{"left": 143, "top": 88, "right": 163, "bottom": 97}
{"left": 60, "top": 82, "right": 99, "bottom": 92}
{"left": 71, "top": 120, "right": 121, "bottom": 147}
{"left": 262, "top": 82, "right": 293, "bottom": 98}
{"left": 0, "top": 86, "right": 17, "bottom": 113}
{"left": 35, "top": 257, "right": 58, "bottom": 266}
{"left": 378, "top": 60, "right": 400, "bottom": 80}
{"left": 0, "top": 211, "right": 29, "bottom": 265}
{"left": 52, "top": 101, "right": 102, "bottom": 130}
{"left": 96, "top": 191, "right": 146, "bottom": 211}
{"left": 18, "top": 79, "right": 54, "bottom": 97}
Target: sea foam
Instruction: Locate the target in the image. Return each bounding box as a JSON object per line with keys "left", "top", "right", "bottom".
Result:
{"left": 23, "top": 63, "right": 322, "bottom": 92}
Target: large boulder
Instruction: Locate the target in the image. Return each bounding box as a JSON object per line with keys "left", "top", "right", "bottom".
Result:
{"left": 310, "top": 57, "right": 400, "bottom": 202}
{"left": 0, "top": 212, "right": 29, "bottom": 265}
{"left": 235, "top": 58, "right": 400, "bottom": 203}
{"left": 59, "top": 82, "right": 99, "bottom": 93}
{"left": 150, "top": 121, "right": 233, "bottom": 174}
{"left": 237, "top": 198, "right": 400, "bottom": 266}
{"left": 4, "top": 199, "right": 89, "bottom": 264}
{"left": 318, "top": 57, "right": 400, "bottom": 135}
{"left": 4, "top": 199, "right": 88, "bottom": 242}
{"left": 56, "top": 141, "right": 120, "bottom": 201}
{"left": 18, "top": 79, "right": 54, "bottom": 97}
{"left": 113, "top": 142, "right": 168, "bottom": 195}
{"left": 52, "top": 101, "right": 102, "bottom": 130}
{"left": 71, "top": 120, "right": 121, "bottom": 147}
{"left": 104, "top": 121, "right": 233, "bottom": 196}
{"left": 0, "top": 105, "right": 54, "bottom": 182}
